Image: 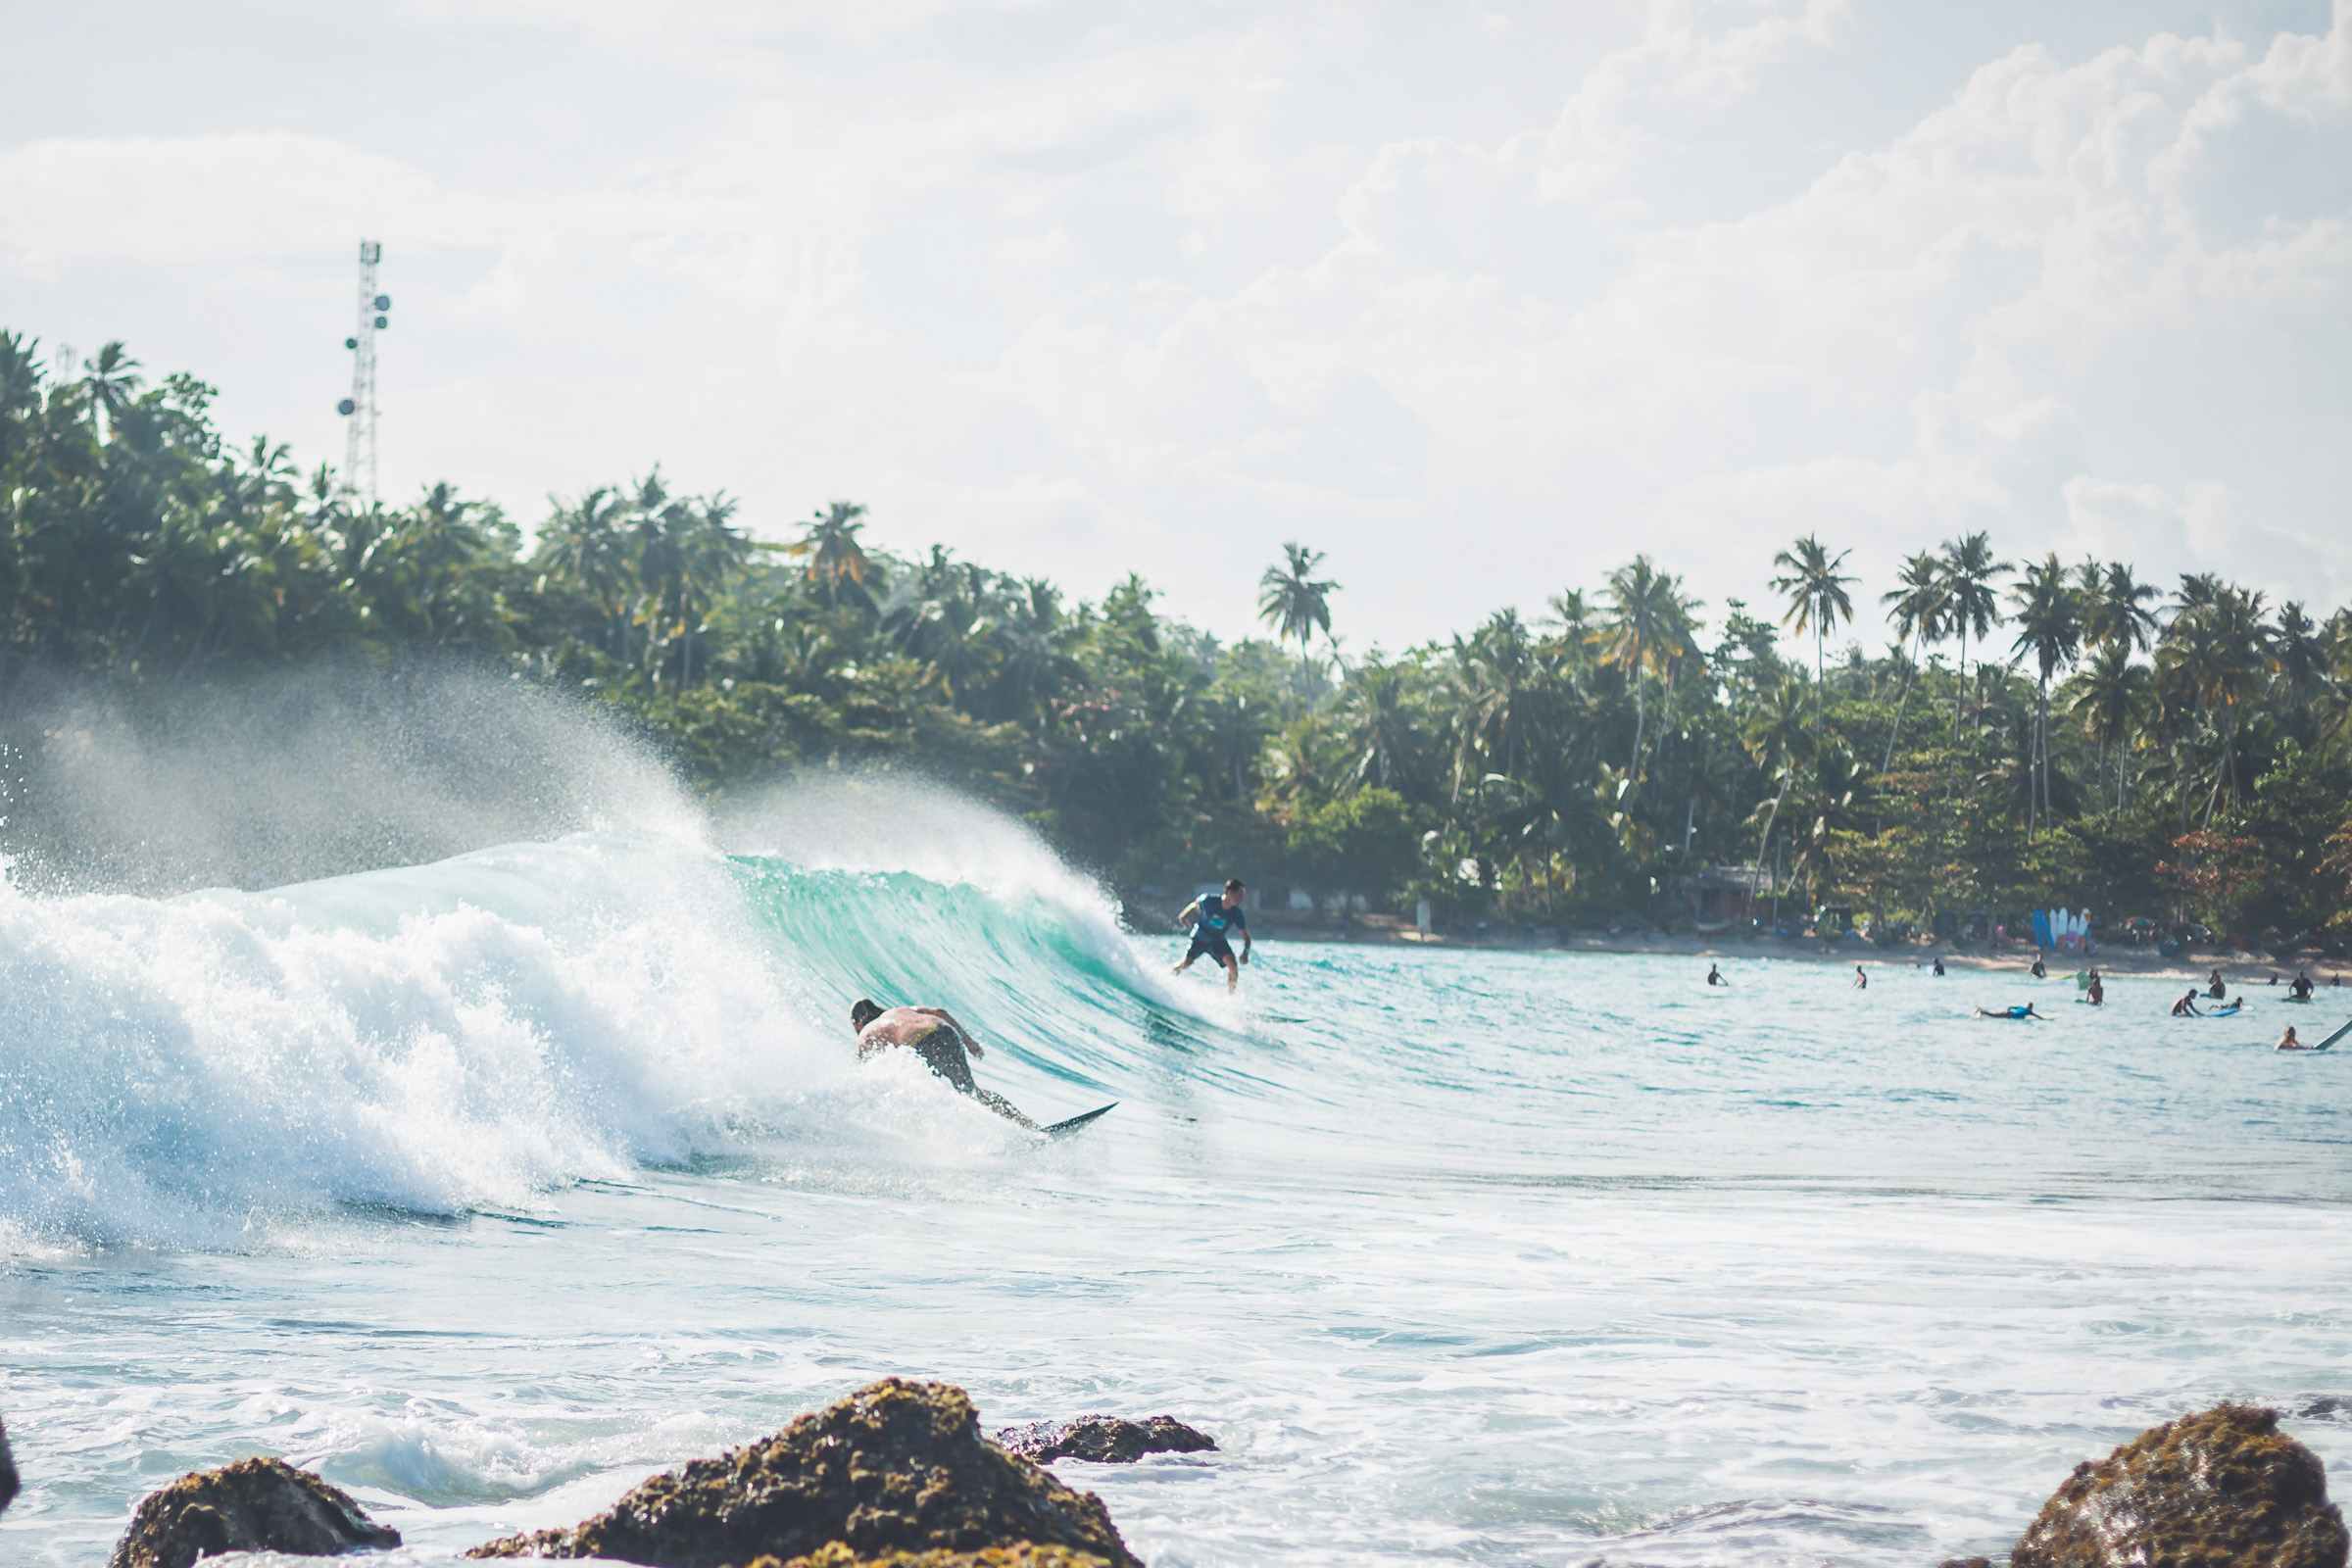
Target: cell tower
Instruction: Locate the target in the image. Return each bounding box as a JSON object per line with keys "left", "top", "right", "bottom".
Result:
{"left": 335, "top": 239, "right": 390, "bottom": 506}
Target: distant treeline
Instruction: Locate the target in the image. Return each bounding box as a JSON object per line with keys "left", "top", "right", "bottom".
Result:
{"left": 5, "top": 330, "right": 2350, "bottom": 946}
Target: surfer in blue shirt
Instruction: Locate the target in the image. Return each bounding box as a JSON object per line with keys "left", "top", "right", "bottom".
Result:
{"left": 1174, "top": 878, "right": 1251, "bottom": 991}
{"left": 1974, "top": 1003, "right": 2045, "bottom": 1020}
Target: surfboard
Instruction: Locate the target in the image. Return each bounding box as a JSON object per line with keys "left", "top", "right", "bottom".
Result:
{"left": 1044, "top": 1102, "right": 1117, "bottom": 1137}
{"left": 2313, "top": 1017, "right": 2352, "bottom": 1052}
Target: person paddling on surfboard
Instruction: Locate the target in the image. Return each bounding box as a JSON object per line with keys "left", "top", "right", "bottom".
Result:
{"left": 849, "top": 1000, "right": 1040, "bottom": 1130}
{"left": 1173, "top": 878, "right": 1251, "bottom": 992}
{"left": 2277, "top": 1026, "right": 2311, "bottom": 1051}
{"left": 1974, "top": 1003, "right": 2045, "bottom": 1020}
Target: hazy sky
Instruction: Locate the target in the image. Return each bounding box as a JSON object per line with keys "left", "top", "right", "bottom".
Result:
{"left": 4, "top": 0, "right": 2347, "bottom": 653}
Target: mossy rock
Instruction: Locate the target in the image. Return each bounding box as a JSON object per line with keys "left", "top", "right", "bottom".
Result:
{"left": 2013, "top": 1403, "right": 2347, "bottom": 1568}
{"left": 107, "top": 1455, "right": 399, "bottom": 1568}
{"left": 747, "top": 1544, "right": 1111, "bottom": 1568}
{"left": 994, "top": 1417, "right": 1214, "bottom": 1465}
{"left": 467, "top": 1378, "right": 1141, "bottom": 1568}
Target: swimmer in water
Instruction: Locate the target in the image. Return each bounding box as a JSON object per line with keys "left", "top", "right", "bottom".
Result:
{"left": 2207, "top": 967, "right": 2228, "bottom": 1001}
{"left": 1974, "top": 1003, "right": 2044, "bottom": 1020}
{"left": 1853, "top": 963, "right": 1867, "bottom": 990}
{"left": 2031, "top": 954, "right": 2047, "bottom": 979}
{"left": 1932, "top": 956, "right": 1945, "bottom": 976}
{"left": 1706, "top": 962, "right": 1727, "bottom": 986}
{"left": 2085, "top": 968, "right": 2104, "bottom": 1005}
{"left": 848, "top": 999, "right": 1039, "bottom": 1129}
{"left": 2289, "top": 971, "right": 2315, "bottom": 1002}
{"left": 2276, "top": 1026, "right": 2312, "bottom": 1051}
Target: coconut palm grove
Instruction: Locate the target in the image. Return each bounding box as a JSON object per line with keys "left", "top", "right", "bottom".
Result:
{"left": 4, "top": 331, "right": 2349, "bottom": 951}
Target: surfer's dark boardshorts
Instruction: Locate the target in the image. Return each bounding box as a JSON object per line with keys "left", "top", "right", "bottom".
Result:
{"left": 1185, "top": 934, "right": 1238, "bottom": 967}
{"left": 906, "top": 1024, "right": 978, "bottom": 1093}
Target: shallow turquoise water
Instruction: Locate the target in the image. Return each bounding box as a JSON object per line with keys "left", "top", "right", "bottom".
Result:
{"left": 2, "top": 792, "right": 2347, "bottom": 1567}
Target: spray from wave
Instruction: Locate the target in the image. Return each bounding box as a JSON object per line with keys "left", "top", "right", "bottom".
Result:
{"left": 0, "top": 681, "right": 1210, "bottom": 1251}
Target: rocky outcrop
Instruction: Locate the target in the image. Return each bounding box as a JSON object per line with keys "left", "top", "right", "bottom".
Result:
{"left": 467, "top": 1378, "right": 1141, "bottom": 1568}
{"left": 2011, "top": 1404, "right": 2346, "bottom": 1568}
{"left": 748, "top": 1545, "right": 1112, "bottom": 1568}
{"left": 992, "top": 1417, "right": 1214, "bottom": 1465}
{"left": 1, "top": 1413, "right": 17, "bottom": 1515}
{"left": 107, "top": 1456, "right": 400, "bottom": 1568}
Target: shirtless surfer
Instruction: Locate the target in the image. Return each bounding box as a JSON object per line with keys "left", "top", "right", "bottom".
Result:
{"left": 2207, "top": 967, "right": 2228, "bottom": 1001}
{"left": 849, "top": 999, "right": 1039, "bottom": 1129}
{"left": 2084, "top": 968, "right": 2104, "bottom": 1006}
{"left": 1174, "top": 878, "right": 1251, "bottom": 992}
{"left": 1853, "top": 963, "right": 1867, "bottom": 990}
{"left": 2276, "top": 1026, "right": 2313, "bottom": 1051}
{"left": 1706, "top": 962, "right": 1727, "bottom": 986}
{"left": 2172, "top": 991, "right": 2202, "bottom": 1017}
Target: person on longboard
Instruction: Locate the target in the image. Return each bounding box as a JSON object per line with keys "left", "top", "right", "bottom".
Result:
{"left": 1975, "top": 1003, "right": 2045, "bottom": 1019}
{"left": 849, "top": 999, "right": 1039, "bottom": 1129}
{"left": 2290, "top": 971, "right": 2316, "bottom": 1002}
{"left": 2172, "top": 991, "right": 2202, "bottom": 1017}
{"left": 2277, "top": 1026, "right": 2313, "bottom": 1051}
{"left": 1173, "top": 878, "right": 1251, "bottom": 992}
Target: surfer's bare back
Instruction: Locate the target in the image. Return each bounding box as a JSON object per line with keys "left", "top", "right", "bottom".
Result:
{"left": 849, "top": 1000, "right": 1038, "bottom": 1129}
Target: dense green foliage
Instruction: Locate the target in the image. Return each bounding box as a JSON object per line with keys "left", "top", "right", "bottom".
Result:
{"left": 6, "top": 331, "right": 2350, "bottom": 944}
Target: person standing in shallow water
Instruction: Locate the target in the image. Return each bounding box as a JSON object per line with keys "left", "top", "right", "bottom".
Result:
{"left": 1706, "top": 962, "right": 1727, "bottom": 986}
{"left": 1853, "top": 964, "right": 1867, "bottom": 990}
{"left": 1173, "top": 878, "right": 1251, "bottom": 992}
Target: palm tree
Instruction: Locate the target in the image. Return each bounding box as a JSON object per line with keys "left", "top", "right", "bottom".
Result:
{"left": 1935, "top": 532, "right": 2010, "bottom": 735}
{"left": 1593, "top": 556, "right": 1695, "bottom": 788}
{"left": 789, "top": 500, "right": 882, "bottom": 608}
{"left": 2157, "top": 580, "right": 2270, "bottom": 824}
{"left": 1769, "top": 534, "right": 1856, "bottom": 751}
{"left": 1879, "top": 549, "right": 1945, "bottom": 769}
{"left": 2067, "top": 642, "right": 2148, "bottom": 810}
{"left": 1258, "top": 542, "right": 1338, "bottom": 661}
{"left": 2082, "top": 560, "right": 2159, "bottom": 657}
{"left": 1742, "top": 676, "right": 1814, "bottom": 918}
{"left": 2007, "top": 552, "right": 2082, "bottom": 838}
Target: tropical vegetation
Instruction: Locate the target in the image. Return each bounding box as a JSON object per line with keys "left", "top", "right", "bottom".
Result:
{"left": 6, "top": 331, "right": 2351, "bottom": 948}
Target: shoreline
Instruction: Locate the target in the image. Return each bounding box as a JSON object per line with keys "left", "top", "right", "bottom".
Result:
{"left": 1230, "top": 914, "right": 2346, "bottom": 985}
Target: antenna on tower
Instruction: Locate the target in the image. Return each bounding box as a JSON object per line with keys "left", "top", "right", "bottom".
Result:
{"left": 336, "top": 239, "right": 389, "bottom": 507}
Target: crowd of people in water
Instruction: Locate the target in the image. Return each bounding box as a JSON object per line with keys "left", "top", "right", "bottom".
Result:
{"left": 1701, "top": 955, "right": 2340, "bottom": 1050}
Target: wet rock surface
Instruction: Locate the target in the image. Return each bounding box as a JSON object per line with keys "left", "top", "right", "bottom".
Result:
{"left": 992, "top": 1417, "right": 1215, "bottom": 1465}
{"left": 2011, "top": 1404, "right": 2347, "bottom": 1568}
{"left": 0, "top": 1412, "right": 17, "bottom": 1515}
{"left": 107, "top": 1455, "right": 401, "bottom": 1568}
{"left": 467, "top": 1378, "right": 1141, "bottom": 1568}
{"left": 749, "top": 1544, "right": 1111, "bottom": 1568}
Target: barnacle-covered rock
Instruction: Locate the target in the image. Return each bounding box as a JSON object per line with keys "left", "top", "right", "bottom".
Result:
{"left": 468, "top": 1378, "right": 1140, "bottom": 1568}
{"left": 993, "top": 1417, "right": 1214, "bottom": 1465}
{"left": 107, "top": 1456, "right": 399, "bottom": 1568}
{"left": 2011, "top": 1404, "right": 2345, "bottom": 1568}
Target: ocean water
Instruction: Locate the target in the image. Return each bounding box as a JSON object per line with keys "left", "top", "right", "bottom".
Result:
{"left": 2, "top": 784, "right": 2348, "bottom": 1568}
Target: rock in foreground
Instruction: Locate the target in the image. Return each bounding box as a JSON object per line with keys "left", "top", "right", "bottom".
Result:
{"left": 108, "top": 1456, "right": 400, "bottom": 1568}
{"left": 1, "top": 1412, "right": 17, "bottom": 1515}
{"left": 2012, "top": 1404, "right": 2347, "bottom": 1568}
{"left": 751, "top": 1545, "right": 1112, "bottom": 1568}
{"left": 468, "top": 1378, "right": 1141, "bottom": 1568}
{"left": 993, "top": 1417, "right": 1214, "bottom": 1465}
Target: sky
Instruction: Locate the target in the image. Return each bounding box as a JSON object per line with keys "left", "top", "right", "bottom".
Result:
{"left": 3, "top": 0, "right": 2348, "bottom": 655}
